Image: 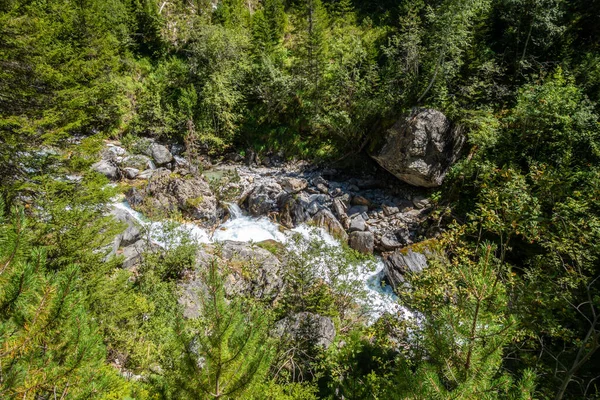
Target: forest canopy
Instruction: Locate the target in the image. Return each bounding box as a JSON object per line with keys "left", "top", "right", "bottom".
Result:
{"left": 1, "top": 0, "right": 599, "bottom": 399}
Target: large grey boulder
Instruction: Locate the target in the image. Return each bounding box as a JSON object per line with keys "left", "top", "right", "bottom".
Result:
{"left": 120, "top": 239, "right": 147, "bottom": 269}
{"left": 370, "top": 108, "right": 464, "bottom": 187}
{"left": 274, "top": 312, "right": 336, "bottom": 348}
{"left": 383, "top": 248, "right": 428, "bottom": 290}
{"left": 219, "top": 241, "right": 283, "bottom": 300}
{"left": 181, "top": 242, "right": 284, "bottom": 317}
{"left": 91, "top": 160, "right": 118, "bottom": 180}
{"left": 131, "top": 169, "right": 218, "bottom": 226}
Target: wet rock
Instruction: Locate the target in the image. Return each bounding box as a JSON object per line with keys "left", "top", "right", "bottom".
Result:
{"left": 348, "top": 231, "right": 374, "bottom": 254}
{"left": 278, "top": 193, "right": 307, "bottom": 228}
{"left": 370, "top": 108, "right": 464, "bottom": 187}
{"left": 274, "top": 312, "right": 336, "bottom": 348}
{"left": 92, "top": 160, "right": 118, "bottom": 180}
{"left": 310, "top": 209, "right": 348, "bottom": 242}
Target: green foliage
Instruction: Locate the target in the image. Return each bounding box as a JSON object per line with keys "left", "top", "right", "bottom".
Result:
{"left": 0, "top": 203, "right": 129, "bottom": 398}
{"left": 165, "top": 258, "right": 273, "bottom": 399}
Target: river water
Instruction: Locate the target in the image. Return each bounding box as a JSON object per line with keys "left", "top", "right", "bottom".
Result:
{"left": 113, "top": 200, "right": 403, "bottom": 323}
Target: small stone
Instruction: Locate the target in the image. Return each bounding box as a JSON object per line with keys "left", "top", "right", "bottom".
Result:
{"left": 381, "top": 204, "right": 400, "bottom": 217}
{"left": 91, "top": 160, "right": 118, "bottom": 180}
{"left": 412, "top": 196, "right": 431, "bottom": 209}
{"left": 280, "top": 177, "right": 308, "bottom": 194}
{"left": 352, "top": 195, "right": 371, "bottom": 206}
{"left": 122, "top": 167, "right": 139, "bottom": 179}
{"left": 347, "top": 205, "right": 368, "bottom": 216}
{"left": 316, "top": 183, "right": 329, "bottom": 194}
{"left": 137, "top": 170, "right": 154, "bottom": 180}
{"left": 150, "top": 143, "right": 173, "bottom": 165}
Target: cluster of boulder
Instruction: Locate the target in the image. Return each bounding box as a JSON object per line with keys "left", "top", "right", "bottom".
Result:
{"left": 96, "top": 107, "right": 464, "bottom": 296}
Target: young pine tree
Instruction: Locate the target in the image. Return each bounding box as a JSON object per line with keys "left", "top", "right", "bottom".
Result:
{"left": 0, "top": 204, "right": 128, "bottom": 399}
{"left": 168, "top": 258, "right": 273, "bottom": 399}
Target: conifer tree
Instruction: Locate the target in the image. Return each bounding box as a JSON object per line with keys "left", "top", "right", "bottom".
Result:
{"left": 0, "top": 204, "right": 127, "bottom": 399}
{"left": 169, "top": 258, "right": 273, "bottom": 399}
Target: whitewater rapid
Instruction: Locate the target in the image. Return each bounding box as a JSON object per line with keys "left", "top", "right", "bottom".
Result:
{"left": 112, "top": 200, "right": 403, "bottom": 322}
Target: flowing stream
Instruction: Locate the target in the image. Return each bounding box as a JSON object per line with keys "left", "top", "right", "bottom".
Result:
{"left": 112, "top": 200, "right": 403, "bottom": 322}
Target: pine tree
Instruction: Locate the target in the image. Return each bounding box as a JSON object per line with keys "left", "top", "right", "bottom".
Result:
{"left": 0, "top": 204, "right": 128, "bottom": 398}
{"left": 169, "top": 258, "right": 273, "bottom": 399}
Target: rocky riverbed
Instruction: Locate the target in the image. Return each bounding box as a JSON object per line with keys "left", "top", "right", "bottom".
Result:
{"left": 95, "top": 137, "right": 437, "bottom": 301}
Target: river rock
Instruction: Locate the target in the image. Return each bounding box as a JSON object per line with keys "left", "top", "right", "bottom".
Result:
{"left": 122, "top": 167, "right": 139, "bottom": 179}
{"left": 279, "top": 177, "right": 308, "bottom": 194}
{"left": 347, "top": 205, "right": 368, "bottom": 216}
{"left": 379, "top": 228, "right": 412, "bottom": 251}
{"left": 274, "top": 312, "right": 336, "bottom": 348}
{"left": 412, "top": 195, "right": 431, "bottom": 209}
{"left": 246, "top": 183, "right": 282, "bottom": 217}
{"left": 352, "top": 195, "right": 371, "bottom": 206}
{"left": 220, "top": 241, "right": 283, "bottom": 300}
{"left": 102, "top": 145, "right": 127, "bottom": 161}
{"left": 91, "top": 160, "right": 118, "bottom": 180}
{"left": 140, "top": 170, "right": 218, "bottom": 225}
{"left": 278, "top": 193, "right": 307, "bottom": 228}
{"left": 383, "top": 249, "right": 428, "bottom": 290}
{"left": 382, "top": 204, "right": 400, "bottom": 216}
{"left": 148, "top": 143, "right": 173, "bottom": 165}
{"left": 310, "top": 209, "right": 348, "bottom": 242}
{"left": 370, "top": 108, "right": 464, "bottom": 187}
{"left": 190, "top": 242, "right": 283, "bottom": 302}
{"left": 331, "top": 198, "right": 348, "bottom": 219}
{"left": 348, "top": 215, "right": 366, "bottom": 232}
{"left": 348, "top": 231, "right": 374, "bottom": 254}
{"left": 121, "top": 154, "right": 152, "bottom": 170}
{"left": 120, "top": 239, "right": 147, "bottom": 269}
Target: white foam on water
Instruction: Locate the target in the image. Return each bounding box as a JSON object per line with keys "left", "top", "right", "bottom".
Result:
{"left": 112, "top": 199, "right": 404, "bottom": 323}
{"left": 112, "top": 201, "right": 211, "bottom": 247}
{"left": 212, "top": 216, "right": 287, "bottom": 243}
